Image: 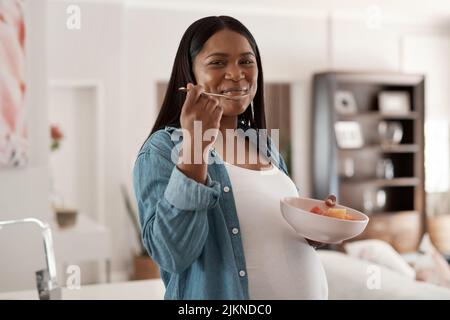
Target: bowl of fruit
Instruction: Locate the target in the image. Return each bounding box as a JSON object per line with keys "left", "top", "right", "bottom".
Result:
{"left": 280, "top": 195, "right": 369, "bottom": 244}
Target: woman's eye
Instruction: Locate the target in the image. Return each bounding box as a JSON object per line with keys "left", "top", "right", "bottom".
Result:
{"left": 208, "top": 60, "right": 254, "bottom": 66}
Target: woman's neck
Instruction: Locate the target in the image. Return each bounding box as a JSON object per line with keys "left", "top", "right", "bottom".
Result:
{"left": 214, "top": 115, "right": 238, "bottom": 163}
{"left": 219, "top": 115, "right": 238, "bottom": 136}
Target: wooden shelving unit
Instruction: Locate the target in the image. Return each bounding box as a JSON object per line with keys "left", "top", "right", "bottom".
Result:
{"left": 340, "top": 177, "right": 420, "bottom": 187}
{"left": 339, "top": 144, "right": 420, "bottom": 153}
{"left": 312, "top": 71, "right": 426, "bottom": 253}
{"left": 339, "top": 111, "right": 420, "bottom": 121}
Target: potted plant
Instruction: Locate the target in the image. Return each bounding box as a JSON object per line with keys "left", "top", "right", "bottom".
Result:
{"left": 121, "top": 184, "right": 160, "bottom": 280}
{"left": 50, "top": 125, "right": 64, "bottom": 151}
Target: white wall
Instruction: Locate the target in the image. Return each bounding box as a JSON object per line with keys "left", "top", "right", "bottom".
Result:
{"left": 49, "top": 87, "right": 97, "bottom": 218}
{"left": 402, "top": 34, "right": 450, "bottom": 207}
{"left": 46, "top": 0, "right": 133, "bottom": 280}
{"left": 330, "top": 12, "right": 401, "bottom": 71}
{"left": 402, "top": 34, "right": 450, "bottom": 120}
{"left": 0, "top": 0, "right": 50, "bottom": 292}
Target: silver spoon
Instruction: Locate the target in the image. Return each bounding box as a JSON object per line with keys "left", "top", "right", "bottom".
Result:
{"left": 178, "top": 87, "right": 249, "bottom": 100}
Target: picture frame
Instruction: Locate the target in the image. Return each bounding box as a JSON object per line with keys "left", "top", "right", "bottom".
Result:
{"left": 378, "top": 91, "right": 410, "bottom": 115}
{"left": 0, "top": 0, "right": 28, "bottom": 168}
{"left": 334, "top": 90, "right": 357, "bottom": 115}
{"left": 334, "top": 121, "right": 364, "bottom": 149}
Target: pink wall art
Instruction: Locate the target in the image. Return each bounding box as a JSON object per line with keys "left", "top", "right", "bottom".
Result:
{"left": 0, "top": 0, "right": 27, "bottom": 168}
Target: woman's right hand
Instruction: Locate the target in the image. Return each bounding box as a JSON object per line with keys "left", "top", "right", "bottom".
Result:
{"left": 177, "top": 83, "right": 223, "bottom": 184}
{"left": 180, "top": 83, "right": 223, "bottom": 151}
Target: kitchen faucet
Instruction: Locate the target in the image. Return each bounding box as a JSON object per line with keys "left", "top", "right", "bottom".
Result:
{"left": 0, "top": 218, "right": 61, "bottom": 300}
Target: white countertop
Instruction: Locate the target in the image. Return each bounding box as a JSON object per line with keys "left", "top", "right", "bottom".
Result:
{"left": 0, "top": 279, "right": 165, "bottom": 300}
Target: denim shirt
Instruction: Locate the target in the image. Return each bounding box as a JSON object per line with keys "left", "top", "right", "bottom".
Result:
{"left": 133, "top": 123, "right": 291, "bottom": 300}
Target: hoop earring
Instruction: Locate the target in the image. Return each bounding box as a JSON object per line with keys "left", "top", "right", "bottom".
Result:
{"left": 250, "top": 101, "right": 256, "bottom": 127}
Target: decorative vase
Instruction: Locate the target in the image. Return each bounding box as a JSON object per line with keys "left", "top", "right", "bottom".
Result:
{"left": 428, "top": 215, "right": 450, "bottom": 255}
{"left": 133, "top": 255, "right": 160, "bottom": 280}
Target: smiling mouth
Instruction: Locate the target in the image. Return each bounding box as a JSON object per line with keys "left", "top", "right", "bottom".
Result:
{"left": 220, "top": 88, "right": 249, "bottom": 96}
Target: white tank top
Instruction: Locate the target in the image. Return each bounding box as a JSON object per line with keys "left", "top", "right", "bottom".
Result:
{"left": 224, "top": 162, "right": 328, "bottom": 300}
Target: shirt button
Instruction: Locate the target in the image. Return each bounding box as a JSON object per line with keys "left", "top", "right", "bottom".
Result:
{"left": 223, "top": 186, "right": 230, "bottom": 193}
{"left": 239, "top": 270, "right": 246, "bottom": 277}
{"left": 232, "top": 228, "right": 239, "bottom": 235}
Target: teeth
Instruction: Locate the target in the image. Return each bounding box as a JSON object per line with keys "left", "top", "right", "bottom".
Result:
{"left": 223, "top": 90, "right": 248, "bottom": 96}
{"left": 221, "top": 89, "right": 247, "bottom": 94}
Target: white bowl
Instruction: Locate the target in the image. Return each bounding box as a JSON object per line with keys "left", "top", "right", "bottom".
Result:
{"left": 280, "top": 196, "right": 369, "bottom": 244}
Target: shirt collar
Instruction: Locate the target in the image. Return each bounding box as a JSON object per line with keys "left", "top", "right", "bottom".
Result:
{"left": 163, "top": 122, "right": 280, "bottom": 167}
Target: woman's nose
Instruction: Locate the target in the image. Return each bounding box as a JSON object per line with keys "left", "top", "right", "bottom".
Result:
{"left": 224, "top": 66, "right": 245, "bottom": 81}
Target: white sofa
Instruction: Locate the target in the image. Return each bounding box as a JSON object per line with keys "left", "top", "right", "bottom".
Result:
{"left": 318, "top": 250, "right": 450, "bottom": 299}
{"left": 2, "top": 250, "right": 450, "bottom": 300}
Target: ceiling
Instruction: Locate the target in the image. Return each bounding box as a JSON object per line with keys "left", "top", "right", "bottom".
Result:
{"left": 123, "top": 0, "right": 450, "bottom": 19}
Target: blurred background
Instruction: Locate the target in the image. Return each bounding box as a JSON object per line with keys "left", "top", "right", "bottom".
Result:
{"left": 1, "top": 0, "right": 450, "bottom": 297}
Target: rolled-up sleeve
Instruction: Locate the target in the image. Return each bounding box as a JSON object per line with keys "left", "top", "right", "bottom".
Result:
{"left": 133, "top": 132, "right": 221, "bottom": 274}
{"left": 164, "top": 166, "right": 221, "bottom": 211}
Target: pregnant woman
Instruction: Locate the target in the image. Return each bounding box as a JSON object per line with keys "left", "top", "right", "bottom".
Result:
{"left": 133, "top": 15, "right": 328, "bottom": 300}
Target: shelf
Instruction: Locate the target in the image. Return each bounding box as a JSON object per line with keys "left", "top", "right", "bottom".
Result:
{"left": 313, "top": 72, "right": 425, "bottom": 252}
{"left": 367, "top": 210, "right": 419, "bottom": 216}
{"left": 322, "top": 71, "right": 425, "bottom": 86}
{"left": 339, "top": 144, "right": 420, "bottom": 153}
{"left": 341, "top": 177, "right": 420, "bottom": 187}
{"left": 338, "top": 111, "right": 419, "bottom": 120}
{"left": 379, "top": 144, "right": 420, "bottom": 153}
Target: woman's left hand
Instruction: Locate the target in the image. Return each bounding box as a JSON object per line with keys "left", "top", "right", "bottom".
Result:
{"left": 306, "top": 238, "right": 326, "bottom": 249}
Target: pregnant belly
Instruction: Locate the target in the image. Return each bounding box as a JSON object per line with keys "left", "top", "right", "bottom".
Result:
{"left": 246, "top": 231, "right": 329, "bottom": 300}
{"left": 235, "top": 192, "right": 328, "bottom": 299}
